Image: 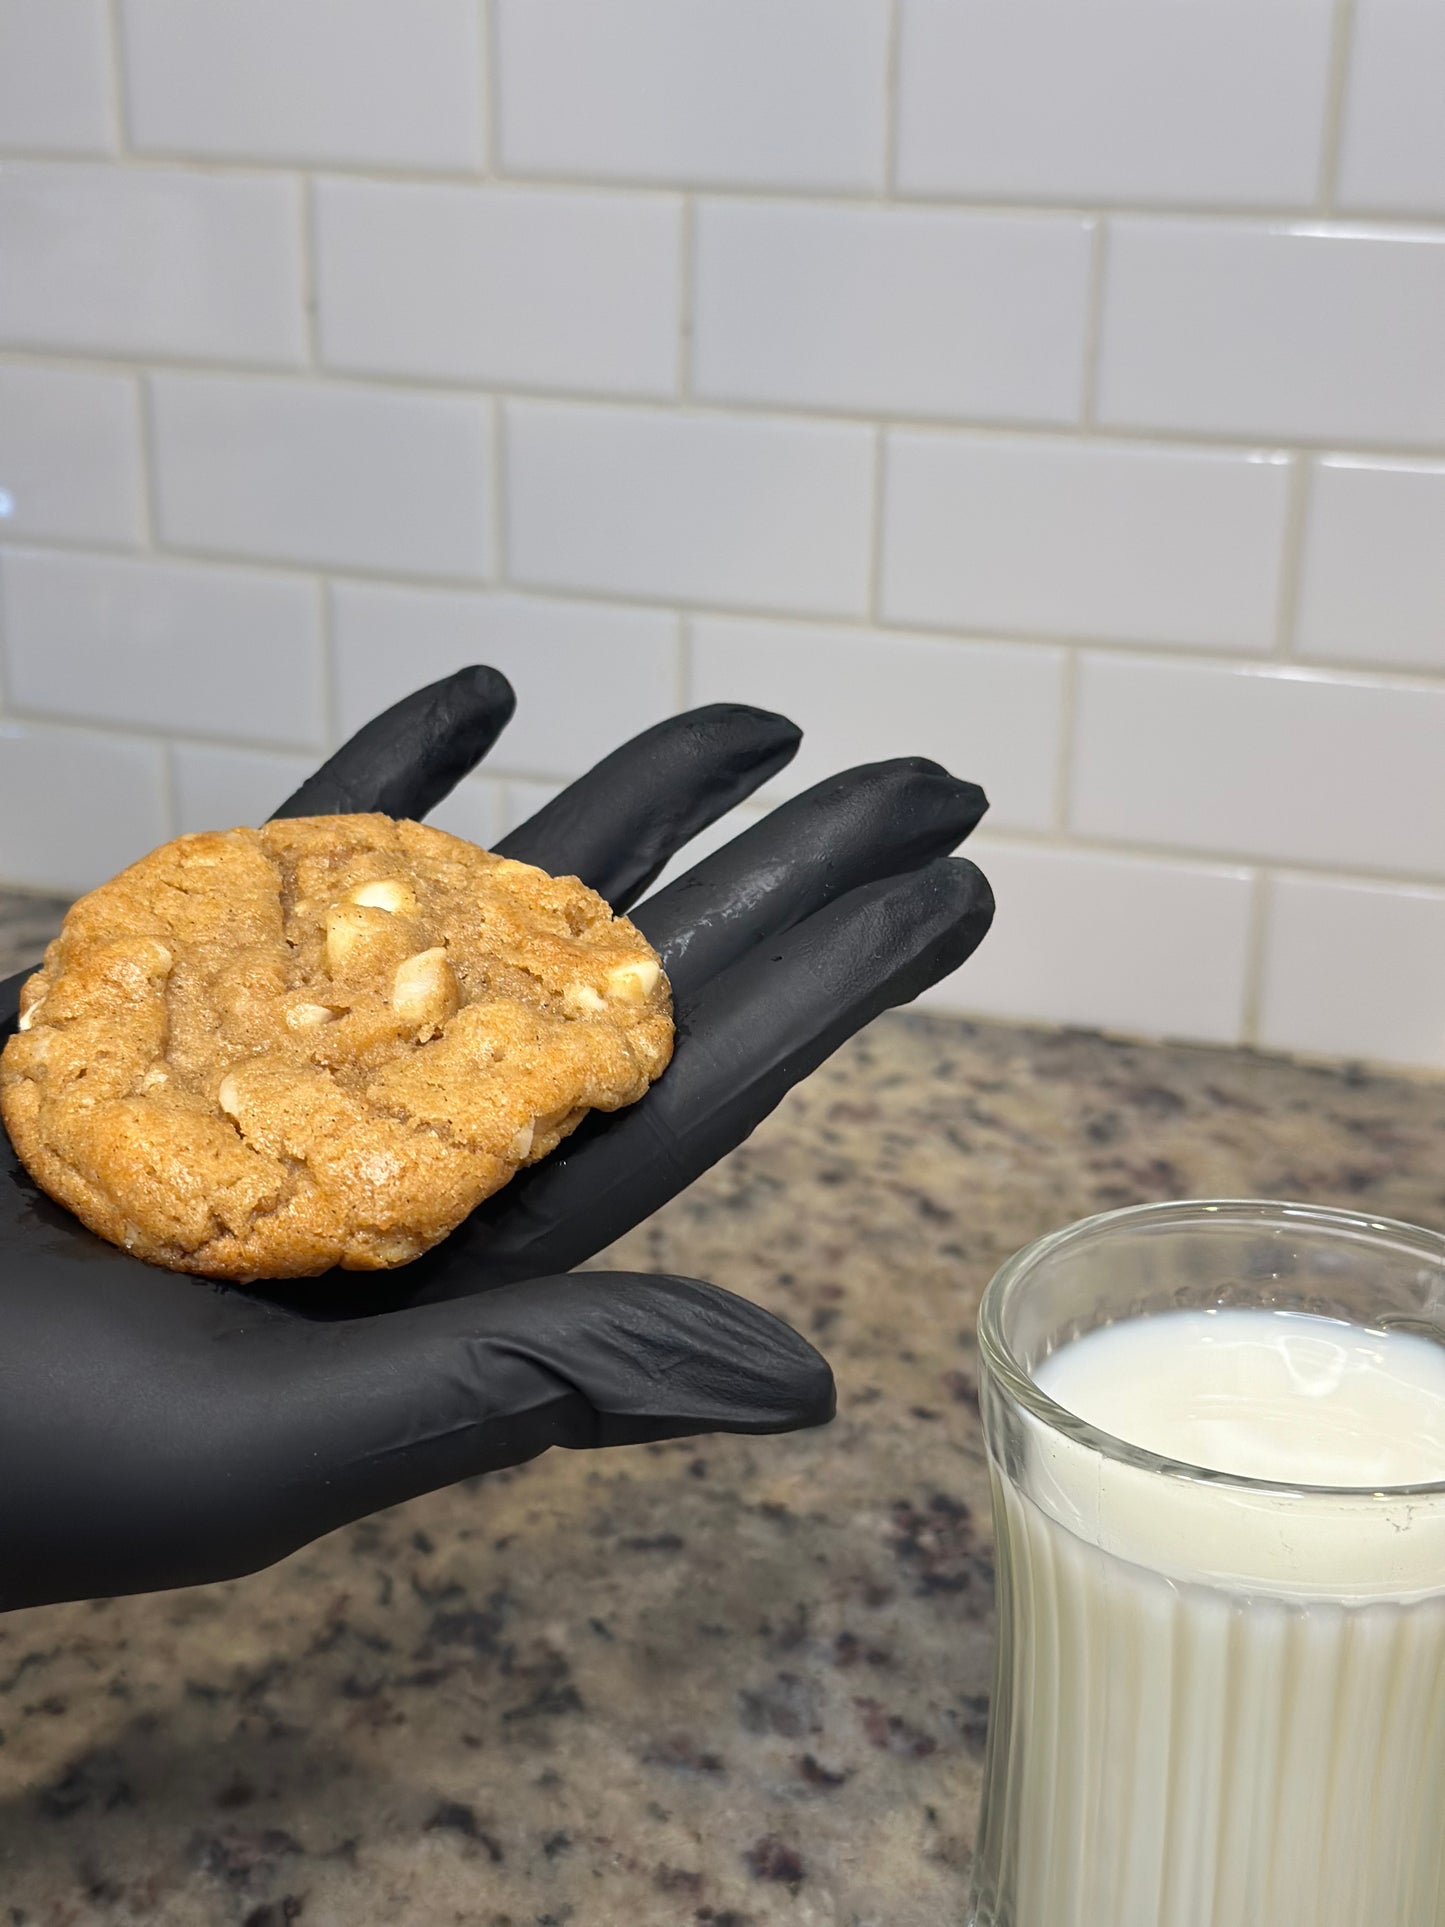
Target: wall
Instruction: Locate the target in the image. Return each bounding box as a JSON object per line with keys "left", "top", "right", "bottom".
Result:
{"left": 1, "top": 0, "right": 1443, "bottom": 1069}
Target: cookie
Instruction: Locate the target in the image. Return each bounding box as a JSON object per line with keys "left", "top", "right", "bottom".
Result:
{"left": 0, "top": 815, "right": 673, "bottom": 1280}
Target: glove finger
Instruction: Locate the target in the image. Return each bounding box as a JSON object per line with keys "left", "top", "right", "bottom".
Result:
{"left": 633, "top": 757, "right": 987, "bottom": 1002}
{"left": 272, "top": 665, "right": 516, "bottom": 821}
{"left": 249, "top": 1272, "right": 833, "bottom": 1544}
{"left": 406, "top": 856, "right": 993, "bottom": 1299}
{"left": 495, "top": 704, "right": 801, "bottom": 911}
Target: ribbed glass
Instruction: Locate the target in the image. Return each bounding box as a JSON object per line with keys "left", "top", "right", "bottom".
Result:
{"left": 969, "top": 1200, "right": 1445, "bottom": 1927}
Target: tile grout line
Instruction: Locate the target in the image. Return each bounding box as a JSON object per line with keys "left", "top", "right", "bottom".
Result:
{"left": 1054, "top": 648, "right": 1079, "bottom": 833}
{"left": 318, "top": 577, "right": 339, "bottom": 752}
{"left": 2, "top": 704, "right": 336, "bottom": 764}
{"left": 490, "top": 395, "right": 510, "bottom": 585}
{"left": 867, "top": 426, "right": 888, "bottom": 623}
{"left": 1079, "top": 219, "right": 1108, "bottom": 428}
{"left": 11, "top": 521, "right": 1445, "bottom": 692}
{"left": 1318, "top": 0, "right": 1359, "bottom": 214}
{"left": 299, "top": 174, "right": 321, "bottom": 371}
{"left": 676, "top": 612, "right": 692, "bottom": 712}
{"left": 1273, "top": 456, "right": 1314, "bottom": 659}
{"left": 104, "top": 0, "right": 130, "bottom": 154}
{"left": 4, "top": 345, "right": 1445, "bottom": 467}
{"left": 481, "top": 0, "right": 500, "bottom": 179}
{"left": 157, "top": 739, "right": 180, "bottom": 840}
{"left": 677, "top": 196, "right": 696, "bottom": 398}
{"left": 1238, "top": 870, "right": 1273, "bottom": 1048}
{"left": 135, "top": 374, "right": 164, "bottom": 552}
{"left": 882, "top": 0, "right": 903, "bottom": 196}
{"left": 25, "top": 142, "right": 1445, "bottom": 229}
{"left": 9, "top": 691, "right": 1445, "bottom": 899}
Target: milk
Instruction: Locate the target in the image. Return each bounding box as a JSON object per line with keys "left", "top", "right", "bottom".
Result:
{"left": 973, "top": 1309, "right": 1445, "bottom": 1927}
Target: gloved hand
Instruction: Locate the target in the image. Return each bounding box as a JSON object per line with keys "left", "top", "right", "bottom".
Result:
{"left": 0, "top": 669, "right": 993, "bottom": 1612}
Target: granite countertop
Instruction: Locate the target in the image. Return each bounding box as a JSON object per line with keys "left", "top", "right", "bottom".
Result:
{"left": 2, "top": 889, "right": 1444, "bottom": 1927}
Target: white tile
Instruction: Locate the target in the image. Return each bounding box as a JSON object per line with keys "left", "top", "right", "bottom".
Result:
{"left": 1, "top": 547, "right": 325, "bottom": 748}
{"left": 923, "top": 838, "right": 1255, "bottom": 1046}
{"left": 0, "top": 164, "right": 305, "bottom": 365}
{"left": 0, "top": 365, "right": 144, "bottom": 546}
{"left": 693, "top": 201, "right": 1091, "bottom": 425}
{"left": 171, "top": 742, "right": 317, "bottom": 834}
{"left": 1259, "top": 873, "right": 1445, "bottom": 1069}
{"left": 1071, "top": 654, "right": 1445, "bottom": 878}
{"left": 496, "top": 0, "right": 889, "bottom": 191}
{"left": 0, "top": 721, "right": 168, "bottom": 893}
{"left": 1337, "top": 0, "right": 1445, "bottom": 217}
{"left": 1098, "top": 219, "right": 1445, "bottom": 446}
{"left": 1296, "top": 458, "right": 1445, "bottom": 672}
{"left": 317, "top": 180, "right": 681, "bottom": 396}
{"left": 0, "top": 0, "right": 115, "bottom": 154}
{"left": 502, "top": 777, "right": 564, "bottom": 837}
{"left": 121, "top": 0, "right": 484, "bottom": 171}
{"left": 506, "top": 402, "right": 874, "bottom": 616}
{"left": 896, "top": 0, "right": 1333, "bottom": 208}
{"left": 151, "top": 375, "right": 494, "bottom": 580}
{"left": 426, "top": 775, "right": 506, "bottom": 849}
{"left": 689, "top": 617, "right": 1064, "bottom": 831}
{"left": 882, "top": 431, "right": 1290, "bottom": 650}
{"left": 332, "top": 583, "right": 678, "bottom": 778}
{"left": 644, "top": 799, "right": 768, "bottom": 895}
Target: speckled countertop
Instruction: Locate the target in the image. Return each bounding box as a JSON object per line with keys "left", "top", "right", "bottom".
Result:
{"left": 2, "top": 889, "right": 1444, "bottom": 1927}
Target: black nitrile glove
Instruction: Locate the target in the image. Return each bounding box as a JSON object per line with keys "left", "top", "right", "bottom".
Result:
{"left": 0, "top": 669, "right": 994, "bottom": 1612}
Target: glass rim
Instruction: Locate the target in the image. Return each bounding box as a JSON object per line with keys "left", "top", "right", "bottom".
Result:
{"left": 977, "top": 1197, "right": 1445, "bottom": 1502}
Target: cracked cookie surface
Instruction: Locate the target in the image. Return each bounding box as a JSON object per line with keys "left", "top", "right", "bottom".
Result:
{"left": 0, "top": 814, "right": 673, "bottom": 1280}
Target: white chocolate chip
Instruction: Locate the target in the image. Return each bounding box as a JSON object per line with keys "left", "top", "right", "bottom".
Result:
{"left": 347, "top": 877, "right": 417, "bottom": 916}
{"left": 325, "top": 902, "right": 399, "bottom": 978}
{"left": 392, "top": 947, "right": 460, "bottom": 1033}
{"left": 140, "top": 1064, "right": 169, "bottom": 1089}
{"left": 217, "top": 1073, "right": 242, "bottom": 1119}
{"left": 17, "top": 999, "right": 41, "bottom": 1032}
{"left": 286, "top": 1001, "right": 337, "bottom": 1031}
{"left": 508, "top": 1121, "right": 535, "bottom": 1161}
{"left": 605, "top": 957, "right": 661, "bottom": 1003}
{"left": 565, "top": 983, "right": 606, "bottom": 1015}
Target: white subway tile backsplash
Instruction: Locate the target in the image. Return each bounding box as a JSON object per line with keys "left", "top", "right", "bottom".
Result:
{"left": 882, "top": 431, "right": 1290, "bottom": 649}
{"left": 1259, "top": 874, "right": 1445, "bottom": 1070}
{"left": 895, "top": 0, "right": 1333, "bottom": 208}
{"left": 121, "top": 0, "right": 485, "bottom": 172}
{"left": 0, "top": 0, "right": 114, "bottom": 154}
{"left": 1296, "top": 458, "right": 1445, "bottom": 672}
{"left": 317, "top": 181, "right": 681, "bottom": 397}
{"left": 693, "top": 201, "right": 1091, "bottom": 425}
{"left": 0, "top": 721, "right": 169, "bottom": 893}
{"left": 172, "top": 743, "right": 317, "bottom": 835}
{"left": 332, "top": 583, "right": 678, "bottom": 777}
{"left": 0, "top": 366, "right": 144, "bottom": 546}
{"left": 1, "top": 547, "right": 326, "bottom": 747}
{"left": 924, "top": 839, "right": 1256, "bottom": 1047}
{"left": 0, "top": 0, "right": 1439, "bottom": 1073}
{"left": 1071, "top": 655, "right": 1445, "bottom": 878}
{"left": 151, "top": 376, "right": 495, "bottom": 580}
{"left": 0, "top": 165, "right": 305, "bottom": 365}
{"left": 426, "top": 776, "right": 506, "bottom": 849}
{"left": 496, "top": 0, "right": 889, "bottom": 191}
{"left": 689, "top": 617, "right": 1065, "bottom": 831}
{"left": 506, "top": 402, "right": 874, "bottom": 615}
{"left": 1337, "top": 0, "right": 1445, "bottom": 218}
{"left": 1098, "top": 219, "right": 1445, "bottom": 446}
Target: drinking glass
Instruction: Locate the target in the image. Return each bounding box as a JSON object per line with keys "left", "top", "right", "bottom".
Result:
{"left": 970, "top": 1198, "right": 1445, "bottom": 1927}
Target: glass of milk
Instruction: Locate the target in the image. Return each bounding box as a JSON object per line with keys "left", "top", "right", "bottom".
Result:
{"left": 970, "top": 1198, "right": 1445, "bottom": 1927}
